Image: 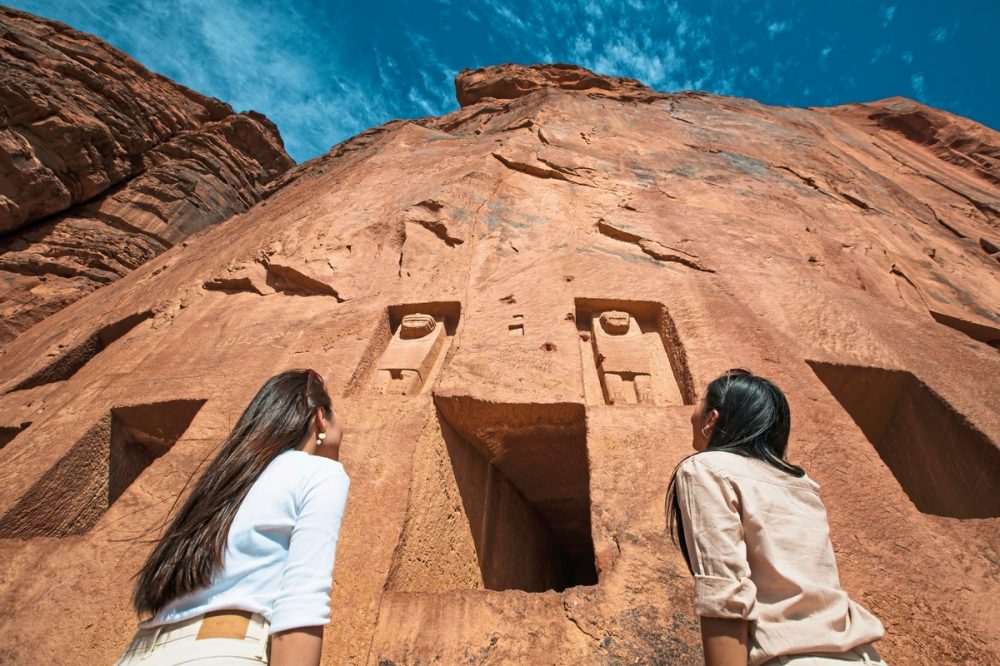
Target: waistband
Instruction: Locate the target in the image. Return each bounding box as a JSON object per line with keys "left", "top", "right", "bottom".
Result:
{"left": 132, "top": 610, "right": 270, "bottom": 659}
{"left": 772, "top": 643, "right": 883, "bottom": 664}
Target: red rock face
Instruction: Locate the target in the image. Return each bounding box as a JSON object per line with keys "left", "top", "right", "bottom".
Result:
{"left": 0, "top": 32, "right": 998, "bottom": 666}
{"left": 0, "top": 8, "right": 293, "bottom": 346}
{"left": 0, "top": 7, "right": 238, "bottom": 232}
{"left": 455, "top": 62, "right": 656, "bottom": 107}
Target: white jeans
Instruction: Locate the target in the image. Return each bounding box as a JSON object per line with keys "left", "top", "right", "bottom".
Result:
{"left": 114, "top": 612, "right": 270, "bottom": 665}
{"left": 773, "top": 643, "right": 886, "bottom": 665}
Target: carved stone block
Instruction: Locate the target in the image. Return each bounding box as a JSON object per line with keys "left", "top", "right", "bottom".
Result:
{"left": 374, "top": 313, "right": 446, "bottom": 396}
{"left": 591, "top": 310, "right": 653, "bottom": 405}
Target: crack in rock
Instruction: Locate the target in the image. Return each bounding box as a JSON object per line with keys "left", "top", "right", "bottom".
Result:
{"left": 772, "top": 165, "right": 838, "bottom": 201}
{"left": 491, "top": 151, "right": 595, "bottom": 187}
{"left": 563, "top": 599, "right": 603, "bottom": 643}
{"left": 264, "top": 261, "right": 345, "bottom": 301}
{"left": 597, "top": 220, "right": 715, "bottom": 272}
{"left": 403, "top": 199, "right": 465, "bottom": 247}
{"left": 838, "top": 191, "right": 875, "bottom": 211}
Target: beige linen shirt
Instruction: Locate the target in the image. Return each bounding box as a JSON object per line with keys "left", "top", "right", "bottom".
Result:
{"left": 675, "top": 451, "right": 883, "bottom": 665}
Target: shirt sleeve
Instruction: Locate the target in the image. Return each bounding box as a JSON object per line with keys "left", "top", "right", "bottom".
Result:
{"left": 269, "top": 463, "right": 350, "bottom": 634}
{"left": 674, "top": 457, "right": 757, "bottom": 620}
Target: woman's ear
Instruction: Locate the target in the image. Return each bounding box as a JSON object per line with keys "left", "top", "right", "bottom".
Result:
{"left": 705, "top": 409, "right": 720, "bottom": 430}
{"left": 315, "top": 408, "right": 328, "bottom": 433}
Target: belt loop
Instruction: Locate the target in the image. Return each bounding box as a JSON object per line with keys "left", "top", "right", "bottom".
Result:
{"left": 256, "top": 615, "right": 270, "bottom": 661}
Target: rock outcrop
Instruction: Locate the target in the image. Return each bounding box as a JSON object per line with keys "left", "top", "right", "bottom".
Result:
{"left": 828, "top": 96, "right": 1000, "bottom": 188}
{"left": 0, "top": 7, "right": 293, "bottom": 345}
{"left": 0, "top": 33, "right": 998, "bottom": 666}
{"left": 455, "top": 62, "right": 658, "bottom": 107}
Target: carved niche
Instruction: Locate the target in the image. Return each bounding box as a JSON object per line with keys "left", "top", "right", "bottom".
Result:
{"left": 591, "top": 310, "right": 654, "bottom": 405}
{"left": 374, "top": 313, "right": 447, "bottom": 396}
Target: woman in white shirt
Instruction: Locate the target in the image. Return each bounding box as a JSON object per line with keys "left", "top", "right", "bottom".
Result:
{"left": 666, "top": 369, "right": 885, "bottom": 666}
{"left": 115, "top": 369, "right": 351, "bottom": 666}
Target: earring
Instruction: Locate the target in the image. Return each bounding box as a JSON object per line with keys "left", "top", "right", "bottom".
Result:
{"left": 316, "top": 431, "right": 327, "bottom": 447}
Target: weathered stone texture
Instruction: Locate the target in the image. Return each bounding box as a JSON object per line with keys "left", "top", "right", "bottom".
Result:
{"left": 0, "top": 49, "right": 998, "bottom": 666}
{"left": 0, "top": 6, "right": 232, "bottom": 231}
{"left": 0, "top": 8, "right": 293, "bottom": 346}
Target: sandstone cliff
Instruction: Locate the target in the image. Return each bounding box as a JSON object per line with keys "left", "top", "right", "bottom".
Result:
{"left": 0, "top": 7, "right": 293, "bottom": 346}
{"left": 0, "top": 44, "right": 998, "bottom": 666}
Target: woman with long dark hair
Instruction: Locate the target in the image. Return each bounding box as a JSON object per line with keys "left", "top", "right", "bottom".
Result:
{"left": 666, "top": 369, "right": 885, "bottom": 665}
{"left": 115, "top": 369, "right": 350, "bottom": 665}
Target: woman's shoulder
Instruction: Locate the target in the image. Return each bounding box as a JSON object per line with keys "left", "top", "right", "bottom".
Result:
{"left": 267, "top": 450, "right": 350, "bottom": 485}
{"left": 676, "top": 450, "right": 740, "bottom": 476}
{"left": 678, "top": 451, "right": 817, "bottom": 491}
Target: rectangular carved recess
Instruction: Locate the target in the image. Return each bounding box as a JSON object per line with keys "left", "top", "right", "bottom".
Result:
{"left": 10, "top": 311, "right": 152, "bottom": 392}
{"left": 386, "top": 397, "right": 596, "bottom": 593}
{"left": 0, "top": 399, "right": 205, "bottom": 538}
{"left": 808, "top": 361, "right": 999, "bottom": 519}
{"left": 362, "top": 301, "right": 460, "bottom": 397}
{"left": 575, "top": 298, "right": 694, "bottom": 406}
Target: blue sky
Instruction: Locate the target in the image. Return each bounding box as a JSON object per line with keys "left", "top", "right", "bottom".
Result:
{"left": 12, "top": 1, "right": 998, "bottom": 163}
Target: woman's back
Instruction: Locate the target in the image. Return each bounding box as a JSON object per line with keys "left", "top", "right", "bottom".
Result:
{"left": 675, "top": 450, "right": 883, "bottom": 665}
{"left": 119, "top": 369, "right": 349, "bottom": 666}
{"left": 142, "top": 450, "right": 350, "bottom": 633}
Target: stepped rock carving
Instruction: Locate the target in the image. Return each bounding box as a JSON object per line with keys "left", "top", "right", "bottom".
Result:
{"left": 374, "top": 313, "right": 447, "bottom": 396}
{"left": 593, "top": 310, "right": 654, "bottom": 404}
{"left": 0, "top": 11, "right": 998, "bottom": 665}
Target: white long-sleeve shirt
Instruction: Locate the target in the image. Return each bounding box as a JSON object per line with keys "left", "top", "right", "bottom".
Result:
{"left": 140, "top": 449, "right": 351, "bottom": 634}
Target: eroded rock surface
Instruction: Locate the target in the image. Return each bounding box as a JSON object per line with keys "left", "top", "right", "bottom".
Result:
{"left": 828, "top": 97, "right": 1000, "bottom": 187}
{"left": 0, "top": 56, "right": 998, "bottom": 666}
{"left": 0, "top": 8, "right": 293, "bottom": 345}
{"left": 455, "top": 62, "right": 658, "bottom": 107}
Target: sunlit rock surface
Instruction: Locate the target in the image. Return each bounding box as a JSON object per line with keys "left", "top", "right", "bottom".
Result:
{"left": 0, "top": 22, "right": 998, "bottom": 666}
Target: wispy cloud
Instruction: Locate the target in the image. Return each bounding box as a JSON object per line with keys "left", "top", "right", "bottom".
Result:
{"left": 881, "top": 5, "right": 896, "bottom": 26}
{"left": 871, "top": 44, "right": 892, "bottom": 64}
{"left": 819, "top": 46, "right": 833, "bottom": 69}
{"left": 13, "top": 0, "right": 393, "bottom": 162}
{"left": 11, "top": 0, "right": 994, "bottom": 159}
{"left": 767, "top": 21, "right": 790, "bottom": 38}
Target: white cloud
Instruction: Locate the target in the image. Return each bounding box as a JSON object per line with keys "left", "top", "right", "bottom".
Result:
{"left": 481, "top": 0, "right": 527, "bottom": 32}
{"left": 911, "top": 73, "right": 926, "bottom": 99}
{"left": 882, "top": 5, "right": 896, "bottom": 26}
{"left": 767, "top": 21, "right": 790, "bottom": 38}
{"left": 572, "top": 35, "right": 593, "bottom": 60}
{"left": 18, "top": 0, "right": 916, "bottom": 161}
{"left": 582, "top": 1, "right": 604, "bottom": 18}
{"left": 871, "top": 44, "right": 892, "bottom": 64}
{"left": 930, "top": 27, "right": 947, "bottom": 43}
{"left": 407, "top": 87, "right": 438, "bottom": 116}
{"left": 901, "top": 51, "right": 913, "bottom": 65}
{"left": 591, "top": 38, "right": 669, "bottom": 86}
{"left": 15, "top": 0, "right": 395, "bottom": 162}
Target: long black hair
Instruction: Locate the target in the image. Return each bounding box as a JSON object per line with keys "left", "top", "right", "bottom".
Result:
{"left": 666, "top": 369, "right": 803, "bottom": 571}
{"left": 132, "top": 369, "right": 333, "bottom": 618}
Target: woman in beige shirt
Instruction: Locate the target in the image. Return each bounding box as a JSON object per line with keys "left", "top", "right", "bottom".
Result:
{"left": 667, "top": 369, "right": 885, "bottom": 665}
